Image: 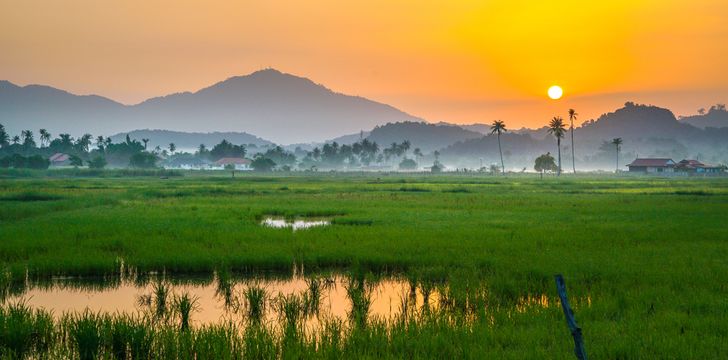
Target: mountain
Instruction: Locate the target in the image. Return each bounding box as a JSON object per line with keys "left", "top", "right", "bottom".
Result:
{"left": 366, "top": 121, "right": 483, "bottom": 153}
{"left": 678, "top": 105, "right": 728, "bottom": 129}
{"left": 0, "top": 69, "right": 423, "bottom": 144}
{"left": 108, "top": 130, "right": 274, "bottom": 152}
{"left": 439, "top": 102, "right": 728, "bottom": 170}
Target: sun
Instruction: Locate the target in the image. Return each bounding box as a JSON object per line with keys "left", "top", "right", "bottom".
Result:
{"left": 548, "top": 85, "right": 563, "bottom": 100}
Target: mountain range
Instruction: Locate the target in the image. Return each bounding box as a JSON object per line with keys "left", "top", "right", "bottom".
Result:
{"left": 0, "top": 69, "right": 422, "bottom": 144}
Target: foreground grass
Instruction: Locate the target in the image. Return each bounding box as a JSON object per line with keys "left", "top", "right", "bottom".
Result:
{"left": 2, "top": 172, "right": 728, "bottom": 357}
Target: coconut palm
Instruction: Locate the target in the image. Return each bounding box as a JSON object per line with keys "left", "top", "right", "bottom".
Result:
{"left": 568, "top": 109, "right": 577, "bottom": 173}
{"left": 39, "top": 129, "right": 51, "bottom": 147}
{"left": 612, "top": 137, "right": 623, "bottom": 173}
{"left": 96, "top": 136, "right": 105, "bottom": 151}
{"left": 413, "top": 148, "right": 423, "bottom": 164}
{"left": 76, "top": 133, "right": 93, "bottom": 153}
{"left": 142, "top": 138, "right": 150, "bottom": 150}
{"left": 12, "top": 135, "right": 20, "bottom": 145}
{"left": 0, "top": 124, "right": 8, "bottom": 147}
{"left": 490, "top": 120, "right": 507, "bottom": 175}
{"left": 169, "top": 143, "right": 176, "bottom": 154}
{"left": 547, "top": 117, "right": 567, "bottom": 176}
{"left": 21, "top": 130, "right": 36, "bottom": 148}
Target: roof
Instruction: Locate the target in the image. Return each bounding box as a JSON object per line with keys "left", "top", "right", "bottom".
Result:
{"left": 49, "top": 153, "right": 70, "bottom": 162}
{"left": 214, "top": 157, "right": 251, "bottom": 166}
{"left": 627, "top": 158, "right": 675, "bottom": 167}
{"left": 677, "top": 159, "right": 721, "bottom": 169}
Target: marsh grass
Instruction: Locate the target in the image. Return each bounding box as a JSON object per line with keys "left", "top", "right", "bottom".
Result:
{"left": 241, "top": 285, "right": 267, "bottom": 325}
{"left": 173, "top": 293, "right": 200, "bottom": 332}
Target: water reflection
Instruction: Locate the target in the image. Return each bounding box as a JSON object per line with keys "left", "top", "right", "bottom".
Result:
{"left": 261, "top": 217, "right": 330, "bottom": 231}
{"left": 6, "top": 274, "right": 438, "bottom": 330}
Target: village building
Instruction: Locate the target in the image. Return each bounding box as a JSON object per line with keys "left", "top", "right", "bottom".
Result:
{"left": 674, "top": 159, "right": 723, "bottom": 174}
{"left": 48, "top": 153, "right": 71, "bottom": 167}
{"left": 214, "top": 157, "right": 251, "bottom": 170}
{"left": 626, "top": 158, "right": 676, "bottom": 173}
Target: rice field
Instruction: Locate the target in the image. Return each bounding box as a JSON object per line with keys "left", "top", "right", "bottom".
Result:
{"left": 1, "top": 171, "right": 728, "bottom": 358}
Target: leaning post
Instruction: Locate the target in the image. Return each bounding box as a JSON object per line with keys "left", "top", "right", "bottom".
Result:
{"left": 555, "top": 274, "right": 587, "bottom": 360}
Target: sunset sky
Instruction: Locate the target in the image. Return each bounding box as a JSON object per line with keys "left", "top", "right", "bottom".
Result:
{"left": 2, "top": 0, "right": 727, "bottom": 128}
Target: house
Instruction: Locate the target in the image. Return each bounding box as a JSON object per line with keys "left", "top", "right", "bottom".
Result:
{"left": 49, "top": 153, "right": 71, "bottom": 167}
{"left": 214, "top": 157, "right": 251, "bottom": 170}
{"left": 675, "top": 159, "right": 723, "bottom": 174}
{"left": 626, "top": 158, "right": 675, "bottom": 173}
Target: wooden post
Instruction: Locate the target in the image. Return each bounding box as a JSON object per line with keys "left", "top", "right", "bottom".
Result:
{"left": 555, "top": 274, "right": 587, "bottom": 360}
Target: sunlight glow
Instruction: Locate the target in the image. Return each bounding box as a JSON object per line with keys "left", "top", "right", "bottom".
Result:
{"left": 548, "top": 86, "right": 563, "bottom": 100}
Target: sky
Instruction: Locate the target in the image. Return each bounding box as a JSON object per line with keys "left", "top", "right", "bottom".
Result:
{"left": 2, "top": 0, "right": 728, "bottom": 129}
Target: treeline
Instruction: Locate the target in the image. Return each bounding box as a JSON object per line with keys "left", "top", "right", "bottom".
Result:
{"left": 0, "top": 124, "right": 429, "bottom": 171}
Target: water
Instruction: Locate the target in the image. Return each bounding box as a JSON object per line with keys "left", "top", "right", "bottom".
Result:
{"left": 5, "top": 274, "right": 440, "bottom": 328}
{"left": 261, "top": 217, "right": 330, "bottom": 230}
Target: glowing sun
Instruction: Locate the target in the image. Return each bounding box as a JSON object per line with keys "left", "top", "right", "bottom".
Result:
{"left": 548, "top": 85, "right": 563, "bottom": 100}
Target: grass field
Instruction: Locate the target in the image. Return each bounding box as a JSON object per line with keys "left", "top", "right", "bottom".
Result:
{"left": 2, "top": 172, "right": 728, "bottom": 358}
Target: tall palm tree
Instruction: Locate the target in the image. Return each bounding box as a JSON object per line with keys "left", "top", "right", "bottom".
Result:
{"left": 12, "top": 135, "right": 20, "bottom": 145}
{"left": 169, "top": 143, "right": 176, "bottom": 154}
{"left": 612, "top": 138, "right": 623, "bottom": 173}
{"left": 96, "top": 136, "right": 105, "bottom": 151}
{"left": 547, "top": 117, "right": 567, "bottom": 176}
{"left": 142, "top": 138, "right": 150, "bottom": 150}
{"left": 0, "top": 124, "right": 9, "bottom": 147}
{"left": 568, "top": 109, "right": 578, "bottom": 173}
{"left": 490, "top": 120, "right": 507, "bottom": 175}
{"left": 21, "top": 130, "right": 36, "bottom": 148}
{"left": 39, "top": 129, "right": 51, "bottom": 148}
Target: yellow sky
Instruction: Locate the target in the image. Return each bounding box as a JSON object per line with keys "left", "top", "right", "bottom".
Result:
{"left": 2, "top": 0, "right": 727, "bottom": 128}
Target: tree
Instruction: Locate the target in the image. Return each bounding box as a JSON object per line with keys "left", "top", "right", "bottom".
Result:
{"left": 39, "top": 129, "right": 51, "bottom": 148}
{"left": 612, "top": 138, "right": 623, "bottom": 173}
{"left": 21, "top": 130, "right": 36, "bottom": 149}
{"left": 547, "top": 117, "right": 566, "bottom": 176}
{"left": 88, "top": 156, "right": 107, "bottom": 169}
{"left": 210, "top": 140, "right": 246, "bottom": 161}
{"left": 169, "top": 143, "right": 176, "bottom": 154}
{"left": 434, "top": 150, "right": 440, "bottom": 162}
{"left": 568, "top": 109, "right": 578, "bottom": 173}
{"left": 129, "top": 152, "right": 158, "bottom": 168}
{"left": 490, "top": 120, "right": 507, "bottom": 175}
{"left": 69, "top": 154, "right": 84, "bottom": 167}
{"left": 142, "top": 138, "right": 150, "bottom": 150}
{"left": 0, "top": 124, "right": 8, "bottom": 148}
{"left": 399, "top": 158, "right": 417, "bottom": 170}
{"left": 413, "top": 148, "right": 423, "bottom": 164}
{"left": 96, "top": 136, "right": 106, "bottom": 151}
{"left": 534, "top": 152, "right": 557, "bottom": 179}
{"left": 250, "top": 156, "right": 276, "bottom": 172}
{"left": 76, "top": 134, "right": 93, "bottom": 153}
{"left": 12, "top": 135, "right": 20, "bottom": 145}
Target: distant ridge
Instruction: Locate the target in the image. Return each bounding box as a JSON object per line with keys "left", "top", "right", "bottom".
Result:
{"left": 0, "top": 69, "right": 424, "bottom": 144}
{"left": 108, "top": 129, "right": 274, "bottom": 151}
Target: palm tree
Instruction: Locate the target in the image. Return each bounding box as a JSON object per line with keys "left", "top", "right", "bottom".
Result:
{"left": 547, "top": 117, "right": 567, "bottom": 176}
{"left": 434, "top": 150, "right": 440, "bottom": 162}
{"left": 21, "top": 130, "right": 36, "bottom": 148}
{"left": 39, "top": 129, "right": 51, "bottom": 148}
{"left": 490, "top": 120, "right": 507, "bottom": 175}
{"left": 568, "top": 109, "right": 578, "bottom": 173}
{"left": 169, "top": 143, "right": 176, "bottom": 154}
{"left": 612, "top": 138, "right": 623, "bottom": 173}
{"left": 413, "top": 148, "right": 423, "bottom": 164}
{"left": 142, "top": 138, "right": 150, "bottom": 150}
{"left": 12, "top": 135, "right": 20, "bottom": 145}
{"left": 0, "top": 124, "right": 9, "bottom": 147}
{"left": 77, "top": 134, "right": 93, "bottom": 153}
{"left": 401, "top": 140, "right": 411, "bottom": 158}
{"left": 96, "top": 136, "right": 105, "bottom": 151}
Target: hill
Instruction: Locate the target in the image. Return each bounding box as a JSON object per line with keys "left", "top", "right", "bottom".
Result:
{"left": 366, "top": 121, "right": 483, "bottom": 153}
{"left": 0, "top": 69, "right": 423, "bottom": 144}
{"left": 678, "top": 105, "right": 728, "bottom": 129}
{"left": 108, "top": 130, "right": 274, "bottom": 152}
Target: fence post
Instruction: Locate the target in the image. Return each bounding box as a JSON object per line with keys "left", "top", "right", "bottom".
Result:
{"left": 555, "top": 274, "right": 587, "bottom": 360}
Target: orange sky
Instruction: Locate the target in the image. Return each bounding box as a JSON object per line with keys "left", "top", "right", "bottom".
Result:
{"left": 2, "top": 0, "right": 727, "bottom": 128}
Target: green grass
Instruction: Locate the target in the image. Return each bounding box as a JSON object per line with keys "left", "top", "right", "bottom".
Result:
{"left": 1, "top": 172, "right": 728, "bottom": 357}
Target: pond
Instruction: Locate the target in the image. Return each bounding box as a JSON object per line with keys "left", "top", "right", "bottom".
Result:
{"left": 261, "top": 217, "right": 331, "bottom": 230}
{"left": 4, "top": 273, "right": 442, "bottom": 330}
